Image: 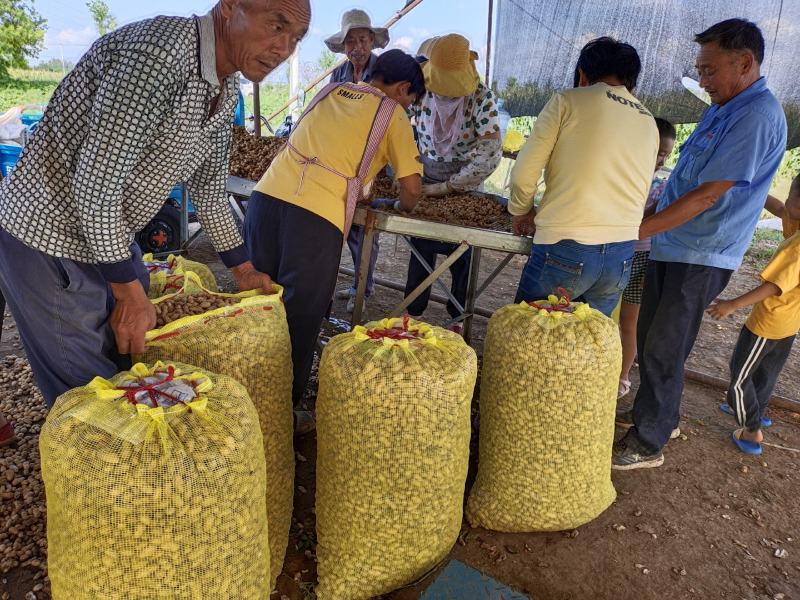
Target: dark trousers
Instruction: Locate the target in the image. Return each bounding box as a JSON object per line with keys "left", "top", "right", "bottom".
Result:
{"left": 244, "top": 192, "right": 342, "bottom": 403}
{"left": 632, "top": 260, "right": 732, "bottom": 452}
{"left": 726, "top": 326, "right": 795, "bottom": 432}
{"left": 0, "top": 227, "right": 149, "bottom": 407}
{"left": 404, "top": 238, "right": 472, "bottom": 320}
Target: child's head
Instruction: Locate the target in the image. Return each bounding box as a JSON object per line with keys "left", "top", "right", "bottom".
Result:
{"left": 654, "top": 117, "right": 676, "bottom": 172}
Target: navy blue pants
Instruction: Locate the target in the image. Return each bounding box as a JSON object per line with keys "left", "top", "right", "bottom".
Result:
{"left": 0, "top": 227, "right": 149, "bottom": 407}
{"left": 632, "top": 260, "right": 732, "bottom": 452}
{"left": 515, "top": 239, "right": 634, "bottom": 317}
{"left": 244, "top": 192, "right": 343, "bottom": 403}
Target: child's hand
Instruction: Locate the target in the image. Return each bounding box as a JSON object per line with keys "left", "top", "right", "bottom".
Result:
{"left": 706, "top": 300, "right": 737, "bottom": 320}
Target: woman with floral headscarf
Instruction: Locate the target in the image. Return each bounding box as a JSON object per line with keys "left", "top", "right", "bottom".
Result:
{"left": 403, "top": 34, "right": 502, "bottom": 332}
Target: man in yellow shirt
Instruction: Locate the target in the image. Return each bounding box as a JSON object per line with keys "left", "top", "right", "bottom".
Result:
{"left": 509, "top": 37, "right": 659, "bottom": 316}
{"left": 244, "top": 49, "right": 424, "bottom": 407}
{"left": 706, "top": 232, "right": 800, "bottom": 455}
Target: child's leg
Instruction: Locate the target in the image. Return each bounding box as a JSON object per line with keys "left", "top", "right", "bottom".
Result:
{"left": 618, "top": 250, "right": 648, "bottom": 394}
{"left": 726, "top": 326, "right": 771, "bottom": 434}
{"left": 619, "top": 301, "right": 639, "bottom": 386}
{"left": 751, "top": 334, "right": 796, "bottom": 422}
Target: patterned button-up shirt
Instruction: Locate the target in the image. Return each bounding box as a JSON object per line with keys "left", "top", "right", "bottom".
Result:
{"left": 0, "top": 13, "right": 246, "bottom": 282}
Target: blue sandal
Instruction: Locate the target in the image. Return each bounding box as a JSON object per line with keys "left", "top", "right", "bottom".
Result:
{"left": 731, "top": 429, "right": 762, "bottom": 455}
{"left": 719, "top": 403, "right": 773, "bottom": 428}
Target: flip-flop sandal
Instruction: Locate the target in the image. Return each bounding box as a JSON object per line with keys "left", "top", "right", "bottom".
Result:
{"left": 731, "top": 429, "right": 762, "bottom": 455}
{"left": 719, "top": 403, "right": 773, "bottom": 428}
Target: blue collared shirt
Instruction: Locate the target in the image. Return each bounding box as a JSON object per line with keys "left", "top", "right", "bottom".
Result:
{"left": 650, "top": 77, "right": 787, "bottom": 270}
{"left": 329, "top": 53, "right": 378, "bottom": 84}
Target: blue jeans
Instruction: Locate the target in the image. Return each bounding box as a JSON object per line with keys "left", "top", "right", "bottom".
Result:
{"left": 515, "top": 239, "right": 634, "bottom": 317}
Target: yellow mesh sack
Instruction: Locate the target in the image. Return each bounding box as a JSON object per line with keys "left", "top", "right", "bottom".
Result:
{"left": 142, "top": 252, "right": 218, "bottom": 298}
{"left": 315, "top": 317, "right": 477, "bottom": 600}
{"left": 40, "top": 361, "right": 269, "bottom": 599}
{"left": 466, "top": 296, "right": 621, "bottom": 532}
{"left": 502, "top": 129, "right": 525, "bottom": 153}
{"left": 136, "top": 272, "right": 293, "bottom": 589}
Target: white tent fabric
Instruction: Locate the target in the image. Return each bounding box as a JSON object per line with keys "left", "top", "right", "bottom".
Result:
{"left": 492, "top": 0, "right": 799, "bottom": 148}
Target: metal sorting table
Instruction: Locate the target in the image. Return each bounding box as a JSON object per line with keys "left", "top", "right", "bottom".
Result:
{"left": 225, "top": 176, "right": 533, "bottom": 343}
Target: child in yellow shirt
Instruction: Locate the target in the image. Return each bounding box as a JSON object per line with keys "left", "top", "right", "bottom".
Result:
{"left": 706, "top": 232, "right": 800, "bottom": 454}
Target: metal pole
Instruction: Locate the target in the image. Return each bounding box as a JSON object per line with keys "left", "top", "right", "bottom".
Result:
{"left": 289, "top": 47, "right": 302, "bottom": 119}
{"left": 463, "top": 247, "right": 482, "bottom": 343}
{"left": 180, "top": 183, "right": 189, "bottom": 250}
{"left": 485, "top": 0, "right": 494, "bottom": 84}
{"left": 253, "top": 83, "right": 261, "bottom": 138}
{"left": 351, "top": 212, "right": 376, "bottom": 326}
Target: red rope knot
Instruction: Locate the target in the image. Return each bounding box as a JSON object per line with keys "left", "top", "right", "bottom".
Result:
{"left": 115, "top": 366, "right": 199, "bottom": 409}
{"left": 528, "top": 287, "right": 575, "bottom": 313}
{"left": 366, "top": 313, "right": 423, "bottom": 340}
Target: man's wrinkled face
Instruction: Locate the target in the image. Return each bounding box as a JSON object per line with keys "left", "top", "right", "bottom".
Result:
{"left": 344, "top": 28, "right": 375, "bottom": 70}
{"left": 695, "top": 41, "right": 753, "bottom": 106}
{"left": 224, "top": 0, "right": 311, "bottom": 82}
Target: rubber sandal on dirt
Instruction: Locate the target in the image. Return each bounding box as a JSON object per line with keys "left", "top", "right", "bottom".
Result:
{"left": 719, "top": 403, "right": 772, "bottom": 428}
{"left": 0, "top": 421, "right": 18, "bottom": 447}
{"left": 293, "top": 410, "right": 316, "bottom": 436}
{"left": 731, "top": 429, "right": 762, "bottom": 455}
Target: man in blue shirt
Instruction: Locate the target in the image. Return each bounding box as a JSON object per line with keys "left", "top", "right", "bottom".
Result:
{"left": 326, "top": 9, "right": 390, "bottom": 311}
{"left": 614, "top": 18, "right": 787, "bottom": 470}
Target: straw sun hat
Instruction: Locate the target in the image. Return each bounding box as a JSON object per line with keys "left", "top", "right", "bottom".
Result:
{"left": 421, "top": 33, "right": 480, "bottom": 98}
{"left": 324, "top": 9, "right": 389, "bottom": 54}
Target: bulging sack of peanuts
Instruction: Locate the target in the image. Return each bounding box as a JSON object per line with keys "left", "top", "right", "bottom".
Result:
{"left": 142, "top": 252, "right": 218, "bottom": 298}
{"left": 466, "top": 294, "right": 621, "bottom": 532}
{"left": 315, "top": 317, "right": 477, "bottom": 600}
{"left": 136, "top": 272, "right": 293, "bottom": 589}
{"left": 40, "top": 361, "right": 269, "bottom": 599}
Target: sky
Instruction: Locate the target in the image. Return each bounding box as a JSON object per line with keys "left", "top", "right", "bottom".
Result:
{"left": 35, "top": 0, "right": 493, "bottom": 83}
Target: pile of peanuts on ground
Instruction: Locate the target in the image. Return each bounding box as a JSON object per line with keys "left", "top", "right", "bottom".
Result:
{"left": 0, "top": 356, "right": 49, "bottom": 599}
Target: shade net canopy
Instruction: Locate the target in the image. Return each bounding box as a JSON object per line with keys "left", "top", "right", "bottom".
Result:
{"left": 492, "top": 0, "right": 800, "bottom": 148}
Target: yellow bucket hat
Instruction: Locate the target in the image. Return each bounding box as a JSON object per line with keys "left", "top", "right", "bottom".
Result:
{"left": 421, "top": 34, "right": 480, "bottom": 98}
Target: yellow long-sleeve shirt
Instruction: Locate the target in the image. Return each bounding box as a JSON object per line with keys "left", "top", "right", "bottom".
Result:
{"left": 509, "top": 83, "right": 659, "bottom": 245}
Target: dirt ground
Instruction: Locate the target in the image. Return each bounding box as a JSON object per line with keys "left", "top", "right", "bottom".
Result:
{"left": 0, "top": 229, "right": 798, "bottom": 600}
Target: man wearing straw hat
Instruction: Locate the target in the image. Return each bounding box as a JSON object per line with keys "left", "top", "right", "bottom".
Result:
{"left": 403, "top": 34, "right": 502, "bottom": 333}
{"left": 327, "top": 9, "right": 391, "bottom": 312}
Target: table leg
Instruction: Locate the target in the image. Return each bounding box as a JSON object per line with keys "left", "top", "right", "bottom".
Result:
{"left": 391, "top": 242, "right": 470, "bottom": 317}
{"left": 463, "top": 247, "right": 482, "bottom": 343}
{"left": 351, "top": 211, "right": 376, "bottom": 326}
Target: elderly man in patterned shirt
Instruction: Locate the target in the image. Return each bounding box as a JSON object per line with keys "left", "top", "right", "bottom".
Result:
{"left": 0, "top": 0, "right": 311, "bottom": 406}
